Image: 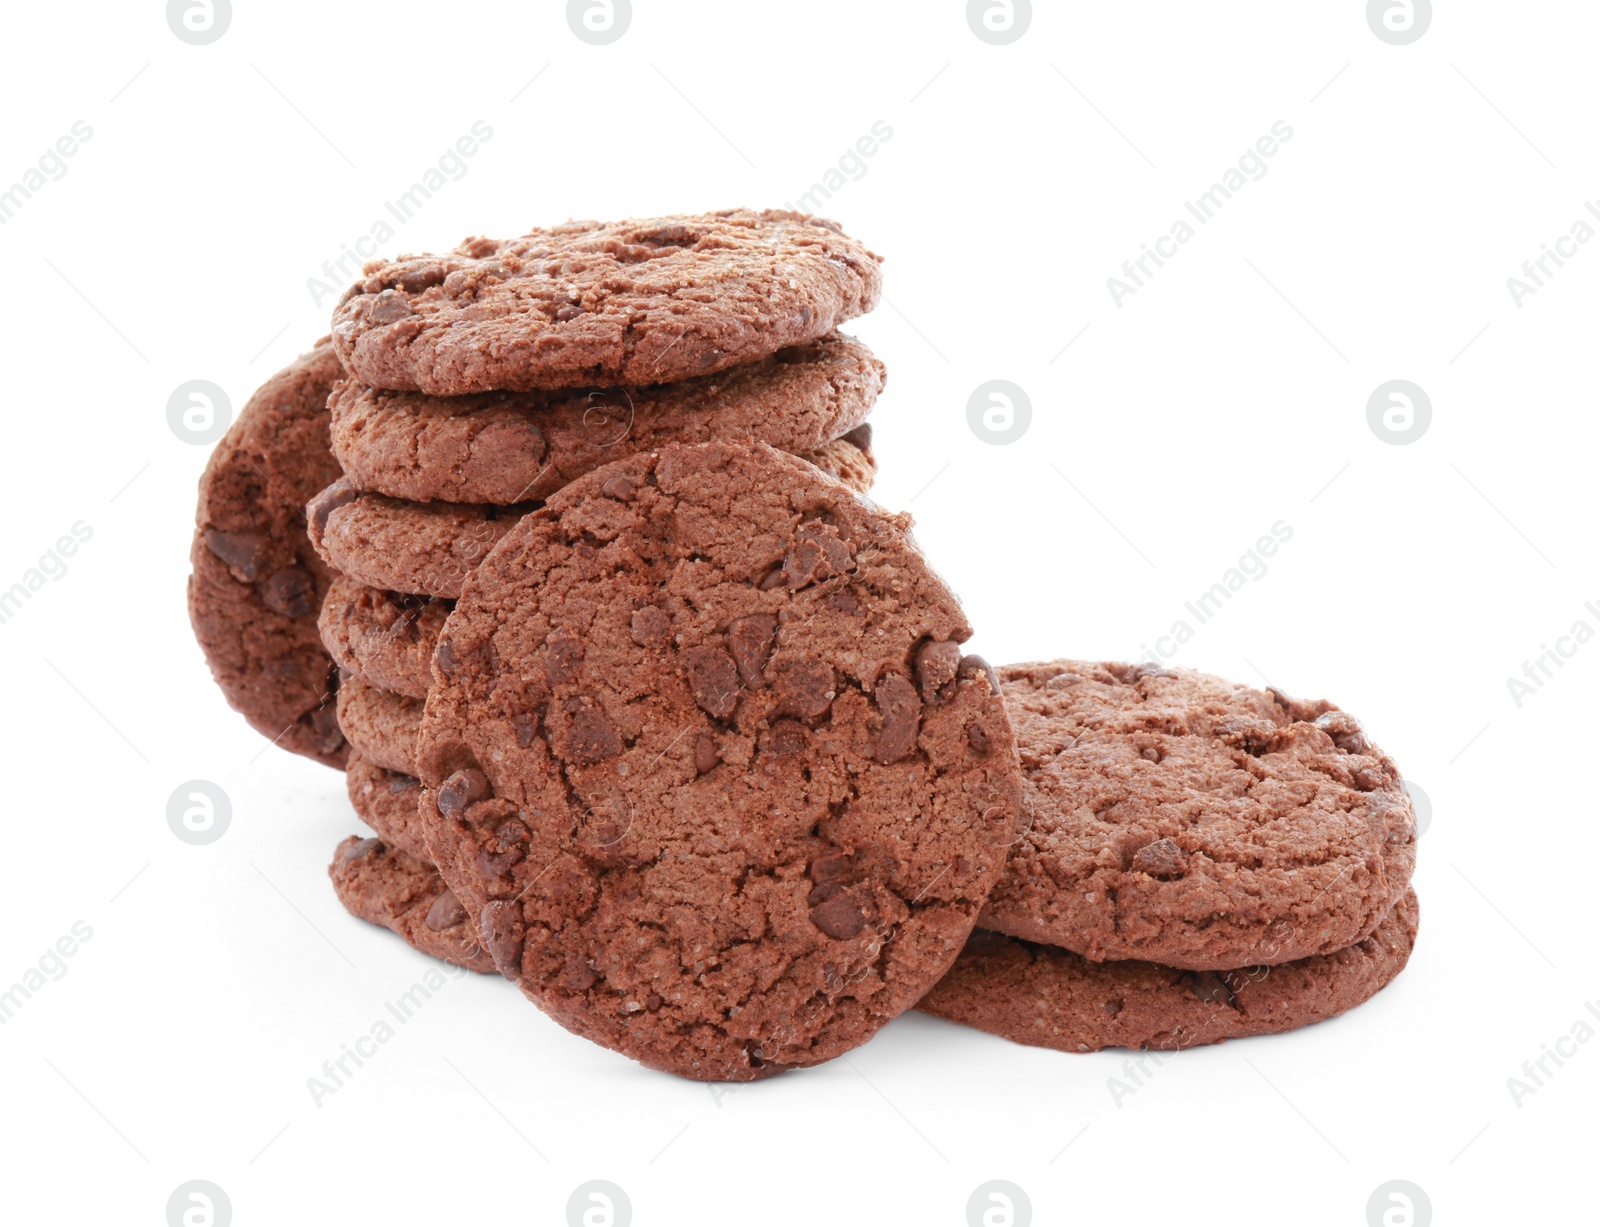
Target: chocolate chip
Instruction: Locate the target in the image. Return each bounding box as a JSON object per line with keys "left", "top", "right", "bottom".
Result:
{"left": 726, "top": 614, "right": 777, "bottom": 688}
{"left": 387, "top": 774, "right": 419, "bottom": 795}
{"left": 965, "top": 723, "right": 991, "bottom": 754}
{"left": 545, "top": 634, "right": 585, "bottom": 686}
{"left": 681, "top": 644, "right": 740, "bottom": 719}
{"left": 782, "top": 520, "right": 855, "bottom": 590}
{"left": 476, "top": 818, "right": 529, "bottom": 883}
{"left": 337, "top": 836, "right": 383, "bottom": 864}
{"left": 1315, "top": 711, "right": 1370, "bottom": 755}
{"left": 435, "top": 637, "right": 459, "bottom": 677}
{"left": 872, "top": 673, "right": 921, "bottom": 765}
{"left": 368, "top": 289, "right": 414, "bottom": 324}
{"left": 397, "top": 264, "right": 445, "bottom": 293}
{"left": 809, "top": 853, "right": 853, "bottom": 885}
{"left": 555, "top": 304, "right": 584, "bottom": 322}
{"left": 758, "top": 566, "right": 786, "bottom": 591}
{"left": 825, "top": 589, "right": 860, "bottom": 615}
{"left": 424, "top": 890, "right": 467, "bottom": 931}
{"left": 306, "top": 702, "right": 344, "bottom": 754}
{"left": 600, "top": 475, "right": 636, "bottom": 501}
{"left": 561, "top": 698, "right": 622, "bottom": 764}
{"left": 1179, "top": 970, "right": 1237, "bottom": 1009}
{"left": 774, "top": 658, "right": 834, "bottom": 719}
{"left": 810, "top": 891, "right": 867, "bottom": 940}
{"left": 768, "top": 720, "right": 809, "bottom": 756}
{"left": 261, "top": 566, "right": 315, "bottom": 618}
{"left": 1352, "top": 765, "right": 1386, "bottom": 792}
{"left": 645, "top": 992, "right": 663, "bottom": 1012}
{"left": 479, "top": 901, "right": 526, "bottom": 980}
{"left": 1215, "top": 716, "right": 1280, "bottom": 755}
{"left": 512, "top": 710, "right": 540, "bottom": 749}
{"left": 1141, "top": 746, "right": 1163, "bottom": 763}
{"left": 694, "top": 733, "right": 720, "bottom": 776}
{"left": 630, "top": 605, "right": 674, "bottom": 648}
{"left": 956, "top": 654, "right": 1001, "bottom": 697}
{"left": 914, "top": 640, "right": 962, "bottom": 704}
{"left": 437, "top": 768, "right": 489, "bottom": 819}
{"left": 203, "top": 529, "right": 269, "bottom": 581}
{"left": 307, "top": 479, "right": 358, "bottom": 537}
{"left": 1130, "top": 838, "right": 1186, "bottom": 878}
{"left": 840, "top": 422, "right": 872, "bottom": 451}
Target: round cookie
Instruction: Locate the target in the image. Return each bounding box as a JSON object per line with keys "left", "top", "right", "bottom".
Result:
{"left": 188, "top": 338, "right": 347, "bottom": 767}
{"left": 329, "top": 333, "right": 884, "bottom": 504}
{"left": 919, "top": 889, "right": 1418, "bottom": 1053}
{"left": 331, "top": 210, "right": 883, "bottom": 395}
{"left": 336, "top": 674, "right": 423, "bottom": 776}
{"left": 416, "top": 441, "right": 1024, "bottom": 1082}
{"left": 307, "top": 481, "right": 535, "bottom": 600}
{"left": 983, "top": 661, "right": 1417, "bottom": 970}
{"left": 347, "top": 755, "right": 430, "bottom": 861}
{"left": 319, "top": 574, "right": 452, "bottom": 700}
{"left": 329, "top": 835, "right": 494, "bottom": 973}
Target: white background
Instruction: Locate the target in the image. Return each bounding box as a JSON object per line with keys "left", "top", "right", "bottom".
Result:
{"left": 1, "top": 2, "right": 1592, "bottom": 1224}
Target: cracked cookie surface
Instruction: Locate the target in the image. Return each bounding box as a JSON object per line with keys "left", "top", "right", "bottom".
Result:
{"left": 981, "top": 661, "right": 1417, "bottom": 970}
{"left": 920, "top": 888, "right": 1418, "bottom": 1052}
{"left": 331, "top": 210, "right": 883, "bottom": 395}
{"left": 416, "top": 442, "right": 1023, "bottom": 1081}
{"left": 329, "top": 333, "right": 883, "bottom": 504}
{"left": 187, "top": 338, "right": 347, "bottom": 768}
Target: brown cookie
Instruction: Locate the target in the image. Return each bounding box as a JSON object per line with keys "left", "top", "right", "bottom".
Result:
{"left": 329, "top": 835, "right": 494, "bottom": 973}
{"left": 188, "top": 339, "right": 347, "bottom": 767}
{"left": 347, "top": 755, "right": 430, "bottom": 861}
{"left": 920, "top": 889, "right": 1418, "bottom": 1053}
{"left": 335, "top": 674, "right": 422, "bottom": 776}
{"left": 983, "top": 661, "right": 1417, "bottom": 970}
{"left": 415, "top": 442, "right": 1024, "bottom": 1081}
{"left": 328, "top": 333, "right": 884, "bottom": 504}
{"left": 805, "top": 426, "right": 876, "bottom": 493}
{"left": 319, "top": 574, "right": 452, "bottom": 700}
{"left": 307, "top": 481, "right": 535, "bottom": 600}
{"left": 331, "top": 210, "right": 883, "bottom": 395}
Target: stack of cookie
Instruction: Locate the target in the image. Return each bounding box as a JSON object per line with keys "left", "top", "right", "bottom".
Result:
{"left": 189, "top": 209, "right": 1418, "bottom": 1083}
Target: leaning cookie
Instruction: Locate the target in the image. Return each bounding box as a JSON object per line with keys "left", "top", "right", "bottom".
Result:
{"left": 919, "top": 889, "right": 1418, "bottom": 1053}
{"left": 331, "top": 210, "right": 883, "bottom": 395}
{"left": 416, "top": 442, "right": 1025, "bottom": 1082}
{"left": 983, "top": 661, "right": 1417, "bottom": 970}
{"left": 329, "top": 836, "right": 494, "bottom": 973}
{"left": 329, "top": 333, "right": 884, "bottom": 504}
{"left": 188, "top": 339, "right": 347, "bottom": 767}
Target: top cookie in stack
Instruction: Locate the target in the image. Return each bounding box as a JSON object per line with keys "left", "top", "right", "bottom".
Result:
{"left": 308, "top": 209, "right": 887, "bottom": 844}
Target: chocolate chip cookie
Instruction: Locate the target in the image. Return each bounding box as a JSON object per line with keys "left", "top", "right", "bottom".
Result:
{"left": 329, "top": 333, "right": 884, "bottom": 504}
{"left": 329, "top": 835, "right": 494, "bottom": 973}
{"left": 331, "top": 210, "right": 883, "bottom": 395}
{"left": 188, "top": 339, "right": 347, "bottom": 767}
{"left": 335, "top": 674, "right": 422, "bottom": 776}
{"left": 347, "top": 755, "right": 430, "bottom": 861}
{"left": 920, "top": 889, "right": 1418, "bottom": 1053}
{"left": 319, "top": 575, "right": 452, "bottom": 700}
{"left": 983, "top": 661, "right": 1417, "bottom": 970}
{"left": 415, "top": 442, "right": 1024, "bottom": 1081}
{"left": 307, "top": 481, "right": 535, "bottom": 600}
